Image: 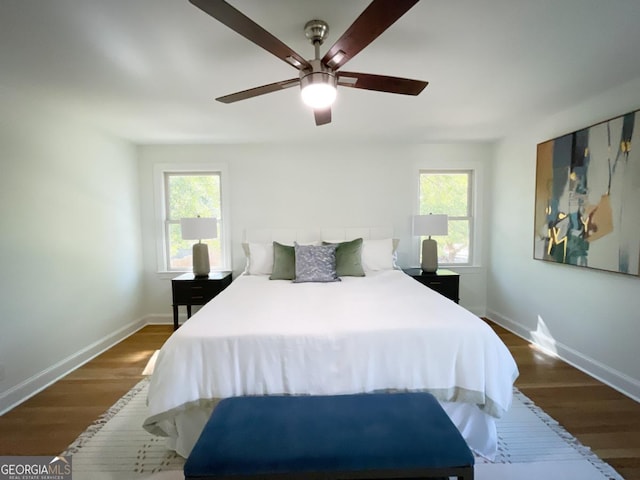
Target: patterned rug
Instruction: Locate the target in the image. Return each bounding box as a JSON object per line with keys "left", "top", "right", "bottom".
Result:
{"left": 62, "top": 378, "right": 624, "bottom": 480}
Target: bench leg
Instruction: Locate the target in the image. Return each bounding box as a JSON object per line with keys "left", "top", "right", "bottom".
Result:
{"left": 460, "top": 466, "right": 474, "bottom": 480}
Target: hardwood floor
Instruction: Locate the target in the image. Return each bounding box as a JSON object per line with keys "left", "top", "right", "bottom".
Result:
{"left": 0, "top": 322, "right": 639, "bottom": 479}
{"left": 489, "top": 322, "right": 640, "bottom": 480}
{"left": 0, "top": 325, "right": 170, "bottom": 456}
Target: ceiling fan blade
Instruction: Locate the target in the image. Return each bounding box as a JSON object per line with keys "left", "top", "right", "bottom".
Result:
{"left": 338, "top": 72, "right": 427, "bottom": 95}
{"left": 216, "top": 78, "right": 300, "bottom": 103}
{"left": 321, "top": 0, "right": 420, "bottom": 70}
{"left": 314, "top": 108, "right": 332, "bottom": 126}
{"left": 189, "top": 0, "right": 311, "bottom": 71}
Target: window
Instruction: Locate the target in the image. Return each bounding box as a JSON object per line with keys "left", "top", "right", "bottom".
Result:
{"left": 154, "top": 164, "right": 229, "bottom": 272}
{"left": 419, "top": 170, "right": 473, "bottom": 265}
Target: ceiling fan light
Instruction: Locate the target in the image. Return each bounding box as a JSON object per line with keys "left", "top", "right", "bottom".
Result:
{"left": 301, "top": 84, "right": 336, "bottom": 109}
{"left": 300, "top": 72, "right": 337, "bottom": 109}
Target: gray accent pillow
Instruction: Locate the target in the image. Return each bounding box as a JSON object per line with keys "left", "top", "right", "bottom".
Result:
{"left": 269, "top": 242, "right": 295, "bottom": 280}
{"left": 323, "top": 238, "right": 365, "bottom": 277}
{"left": 293, "top": 243, "right": 340, "bottom": 283}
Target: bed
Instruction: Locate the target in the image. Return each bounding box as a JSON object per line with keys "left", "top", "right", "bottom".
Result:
{"left": 143, "top": 233, "right": 519, "bottom": 461}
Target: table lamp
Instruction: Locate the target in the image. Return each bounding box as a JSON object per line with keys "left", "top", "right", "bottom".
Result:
{"left": 180, "top": 217, "right": 218, "bottom": 277}
{"left": 413, "top": 214, "right": 448, "bottom": 273}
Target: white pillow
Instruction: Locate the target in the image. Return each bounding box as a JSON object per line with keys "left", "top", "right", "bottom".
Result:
{"left": 242, "top": 242, "right": 274, "bottom": 275}
{"left": 361, "top": 238, "right": 398, "bottom": 271}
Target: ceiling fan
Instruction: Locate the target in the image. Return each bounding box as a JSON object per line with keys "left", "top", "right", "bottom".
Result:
{"left": 188, "top": 0, "right": 428, "bottom": 126}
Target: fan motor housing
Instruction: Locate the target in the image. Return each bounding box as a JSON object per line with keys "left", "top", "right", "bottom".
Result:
{"left": 299, "top": 59, "right": 336, "bottom": 87}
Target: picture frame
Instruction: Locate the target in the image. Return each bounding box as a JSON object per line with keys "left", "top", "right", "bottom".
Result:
{"left": 533, "top": 108, "right": 640, "bottom": 276}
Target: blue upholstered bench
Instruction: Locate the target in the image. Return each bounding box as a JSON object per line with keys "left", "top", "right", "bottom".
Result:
{"left": 184, "top": 392, "right": 474, "bottom": 480}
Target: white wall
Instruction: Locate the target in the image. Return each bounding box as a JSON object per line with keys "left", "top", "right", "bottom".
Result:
{"left": 0, "top": 92, "right": 145, "bottom": 413}
{"left": 138, "top": 142, "right": 493, "bottom": 321}
{"left": 487, "top": 78, "right": 640, "bottom": 401}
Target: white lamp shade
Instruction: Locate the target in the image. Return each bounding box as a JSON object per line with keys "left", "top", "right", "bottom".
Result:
{"left": 412, "top": 214, "right": 448, "bottom": 236}
{"left": 180, "top": 217, "right": 218, "bottom": 240}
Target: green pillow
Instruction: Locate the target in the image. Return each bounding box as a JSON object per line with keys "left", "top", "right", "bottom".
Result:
{"left": 269, "top": 241, "right": 295, "bottom": 280}
{"left": 323, "top": 238, "right": 365, "bottom": 277}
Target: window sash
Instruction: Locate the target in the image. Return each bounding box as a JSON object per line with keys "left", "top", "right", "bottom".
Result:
{"left": 419, "top": 170, "right": 474, "bottom": 266}
{"left": 162, "top": 171, "right": 225, "bottom": 272}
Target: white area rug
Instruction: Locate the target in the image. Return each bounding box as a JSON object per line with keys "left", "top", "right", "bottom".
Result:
{"left": 62, "top": 379, "right": 624, "bottom": 480}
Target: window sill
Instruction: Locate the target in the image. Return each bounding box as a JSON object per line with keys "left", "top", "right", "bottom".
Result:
{"left": 156, "top": 271, "right": 184, "bottom": 280}
{"left": 156, "top": 269, "right": 231, "bottom": 278}
{"left": 442, "top": 265, "right": 484, "bottom": 274}
{"left": 403, "top": 265, "right": 484, "bottom": 274}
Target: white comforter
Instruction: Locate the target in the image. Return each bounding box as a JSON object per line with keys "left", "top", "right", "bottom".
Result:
{"left": 145, "top": 270, "right": 517, "bottom": 433}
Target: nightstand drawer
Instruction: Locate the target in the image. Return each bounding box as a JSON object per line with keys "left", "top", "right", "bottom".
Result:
{"left": 172, "top": 281, "right": 225, "bottom": 304}
{"left": 403, "top": 268, "right": 460, "bottom": 303}
{"left": 415, "top": 277, "right": 458, "bottom": 300}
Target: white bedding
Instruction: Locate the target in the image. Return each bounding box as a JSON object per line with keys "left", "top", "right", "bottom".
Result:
{"left": 144, "top": 269, "right": 518, "bottom": 458}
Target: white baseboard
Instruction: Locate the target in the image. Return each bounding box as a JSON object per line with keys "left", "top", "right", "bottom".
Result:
{"left": 0, "top": 317, "right": 147, "bottom": 415}
{"left": 464, "top": 305, "right": 486, "bottom": 317}
{"left": 145, "top": 311, "right": 205, "bottom": 326}
{"left": 487, "top": 308, "right": 640, "bottom": 403}
{"left": 144, "top": 313, "right": 173, "bottom": 325}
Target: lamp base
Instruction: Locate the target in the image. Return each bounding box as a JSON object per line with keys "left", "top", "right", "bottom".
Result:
{"left": 192, "top": 242, "right": 210, "bottom": 278}
{"left": 420, "top": 238, "right": 438, "bottom": 273}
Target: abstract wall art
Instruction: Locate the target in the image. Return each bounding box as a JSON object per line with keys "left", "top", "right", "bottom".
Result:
{"left": 534, "top": 108, "right": 640, "bottom": 276}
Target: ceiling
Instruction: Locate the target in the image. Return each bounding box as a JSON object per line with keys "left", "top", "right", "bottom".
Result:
{"left": 1, "top": 0, "right": 640, "bottom": 145}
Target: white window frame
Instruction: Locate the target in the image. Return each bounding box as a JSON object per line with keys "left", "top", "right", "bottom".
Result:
{"left": 416, "top": 166, "right": 483, "bottom": 269}
{"left": 153, "top": 163, "right": 231, "bottom": 273}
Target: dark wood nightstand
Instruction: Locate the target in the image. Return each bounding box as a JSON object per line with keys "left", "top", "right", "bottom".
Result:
{"left": 171, "top": 271, "right": 232, "bottom": 330}
{"left": 403, "top": 268, "right": 460, "bottom": 303}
